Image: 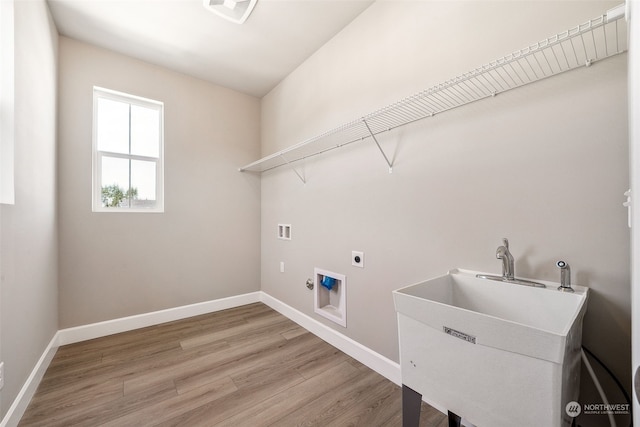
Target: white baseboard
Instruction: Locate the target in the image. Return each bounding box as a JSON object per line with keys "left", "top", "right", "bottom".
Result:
{"left": 56, "top": 289, "right": 402, "bottom": 386}
{"left": 259, "top": 292, "right": 402, "bottom": 385}
{"left": 1, "top": 335, "right": 59, "bottom": 427}
{"left": 1, "top": 292, "right": 261, "bottom": 427}
{"left": 259, "top": 292, "right": 462, "bottom": 422}
{"left": 3, "top": 290, "right": 455, "bottom": 427}
{"left": 57, "top": 292, "right": 261, "bottom": 345}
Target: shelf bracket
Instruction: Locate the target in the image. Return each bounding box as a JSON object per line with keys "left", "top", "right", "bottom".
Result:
{"left": 279, "top": 153, "right": 306, "bottom": 183}
{"left": 362, "top": 119, "right": 393, "bottom": 173}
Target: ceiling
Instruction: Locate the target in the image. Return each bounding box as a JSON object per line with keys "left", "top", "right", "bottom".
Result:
{"left": 47, "top": 0, "right": 374, "bottom": 97}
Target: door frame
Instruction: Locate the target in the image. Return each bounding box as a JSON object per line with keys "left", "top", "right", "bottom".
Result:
{"left": 629, "top": 0, "right": 640, "bottom": 423}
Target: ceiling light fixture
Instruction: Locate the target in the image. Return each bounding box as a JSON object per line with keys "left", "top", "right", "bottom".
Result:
{"left": 203, "top": 0, "right": 258, "bottom": 24}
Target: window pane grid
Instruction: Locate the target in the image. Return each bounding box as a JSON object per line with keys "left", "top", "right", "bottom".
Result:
{"left": 97, "top": 150, "right": 159, "bottom": 162}
{"left": 93, "top": 87, "right": 163, "bottom": 212}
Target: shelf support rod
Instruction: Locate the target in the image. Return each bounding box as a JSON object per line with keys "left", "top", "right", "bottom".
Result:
{"left": 279, "top": 153, "right": 306, "bottom": 184}
{"left": 362, "top": 118, "right": 393, "bottom": 173}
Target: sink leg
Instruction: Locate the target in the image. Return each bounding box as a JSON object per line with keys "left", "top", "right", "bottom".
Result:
{"left": 448, "top": 410, "right": 462, "bottom": 427}
{"left": 402, "top": 385, "right": 422, "bottom": 427}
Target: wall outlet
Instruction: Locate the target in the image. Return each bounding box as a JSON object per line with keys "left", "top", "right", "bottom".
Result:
{"left": 280, "top": 261, "right": 285, "bottom": 273}
{"left": 352, "top": 251, "right": 364, "bottom": 268}
{"left": 277, "top": 224, "right": 291, "bottom": 240}
{"left": 0, "top": 361, "right": 4, "bottom": 390}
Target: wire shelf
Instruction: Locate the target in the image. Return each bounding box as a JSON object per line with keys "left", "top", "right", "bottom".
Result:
{"left": 239, "top": 4, "right": 627, "bottom": 177}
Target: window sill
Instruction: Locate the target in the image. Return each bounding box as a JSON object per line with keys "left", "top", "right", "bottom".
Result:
{"left": 92, "top": 208, "right": 164, "bottom": 214}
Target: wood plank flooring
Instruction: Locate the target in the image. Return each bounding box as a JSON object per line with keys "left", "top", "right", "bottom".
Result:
{"left": 19, "top": 303, "right": 446, "bottom": 426}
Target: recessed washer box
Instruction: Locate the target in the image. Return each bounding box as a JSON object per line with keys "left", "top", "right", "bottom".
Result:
{"left": 314, "top": 268, "right": 346, "bottom": 327}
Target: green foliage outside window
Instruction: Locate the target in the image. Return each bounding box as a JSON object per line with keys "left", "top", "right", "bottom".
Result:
{"left": 101, "top": 184, "right": 138, "bottom": 207}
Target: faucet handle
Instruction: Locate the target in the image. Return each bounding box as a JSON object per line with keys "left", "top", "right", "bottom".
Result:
{"left": 502, "top": 238, "right": 509, "bottom": 249}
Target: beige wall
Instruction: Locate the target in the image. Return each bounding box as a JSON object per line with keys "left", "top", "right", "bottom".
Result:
{"left": 57, "top": 37, "right": 261, "bottom": 328}
{"left": 2, "top": 1, "right": 630, "bottom": 424}
{"left": 0, "top": 0, "right": 59, "bottom": 418}
{"left": 260, "top": 0, "right": 630, "bottom": 420}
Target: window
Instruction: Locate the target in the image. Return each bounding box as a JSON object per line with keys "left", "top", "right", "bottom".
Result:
{"left": 92, "top": 87, "right": 164, "bottom": 212}
{"left": 0, "top": 0, "right": 15, "bottom": 205}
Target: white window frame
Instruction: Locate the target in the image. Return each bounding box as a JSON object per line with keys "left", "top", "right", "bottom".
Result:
{"left": 0, "top": 0, "right": 15, "bottom": 205}
{"left": 92, "top": 87, "right": 164, "bottom": 213}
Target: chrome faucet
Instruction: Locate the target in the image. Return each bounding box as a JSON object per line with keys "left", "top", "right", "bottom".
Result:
{"left": 496, "top": 238, "right": 515, "bottom": 280}
{"left": 476, "top": 238, "right": 546, "bottom": 288}
{"left": 556, "top": 260, "right": 574, "bottom": 292}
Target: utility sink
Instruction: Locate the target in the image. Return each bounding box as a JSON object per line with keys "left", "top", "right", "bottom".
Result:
{"left": 393, "top": 269, "right": 588, "bottom": 427}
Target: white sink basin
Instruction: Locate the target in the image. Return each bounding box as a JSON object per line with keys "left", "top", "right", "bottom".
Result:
{"left": 393, "top": 269, "right": 588, "bottom": 427}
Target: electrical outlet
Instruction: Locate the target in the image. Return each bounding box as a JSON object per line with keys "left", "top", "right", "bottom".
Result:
{"left": 352, "top": 251, "right": 364, "bottom": 268}
{"left": 277, "top": 224, "right": 291, "bottom": 240}
{"left": 0, "top": 361, "right": 4, "bottom": 390}
{"left": 280, "top": 261, "right": 285, "bottom": 273}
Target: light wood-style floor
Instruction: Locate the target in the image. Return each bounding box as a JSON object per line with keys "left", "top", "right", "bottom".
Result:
{"left": 19, "top": 303, "right": 446, "bottom": 426}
